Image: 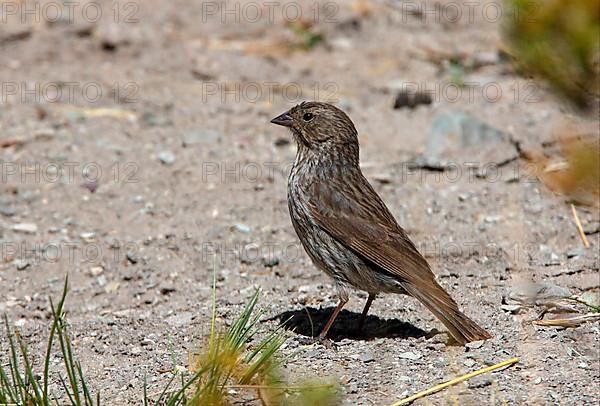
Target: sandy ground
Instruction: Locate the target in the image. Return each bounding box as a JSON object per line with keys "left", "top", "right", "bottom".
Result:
{"left": 1, "top": 1, "right": 598, "bottom": 404}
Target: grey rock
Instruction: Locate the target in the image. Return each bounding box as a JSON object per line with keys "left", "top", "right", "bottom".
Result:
{"left": 358, "top": 351, "right": 375, "bottom": 363}
{"left": 0, "top": 206, "right": 16, "bottom": 217}
{"left": 466, "top": 340, "right": 484, "bottom": 349}
{"left": 566, "top": 247, "right": 585, "bottom": 259}
{"left": 421, "top": 112, "right": 518, "bottom": 167}
{"left": 398, "top": 351, "right": 422, "bottom": 361}
{"left": 468, "top": 375, "right": 492, "bottom": 389}
{"left": 126, "top": 252, "right": 138, "bottom": 264}
{"left": 507, "top": 282, "right": 572, "bottom": 307}
{"left": 165, "top": 312, "right": 193, "bottom": 327}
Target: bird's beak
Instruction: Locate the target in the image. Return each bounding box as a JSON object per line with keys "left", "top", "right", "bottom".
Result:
{"left": 270, "top": 110, "right": 293, "bottom": 127}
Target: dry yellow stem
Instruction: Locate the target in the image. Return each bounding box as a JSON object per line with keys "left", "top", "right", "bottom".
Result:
{"left": 571, "top": 204, "right": 590, "bottom": 247}
{"left": 390, "top": 357, "right": 520, "bottom": 406}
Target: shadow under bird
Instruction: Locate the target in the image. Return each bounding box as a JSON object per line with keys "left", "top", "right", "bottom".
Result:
{"left": 270, "top": 101, "right": 491, "bottom": 345}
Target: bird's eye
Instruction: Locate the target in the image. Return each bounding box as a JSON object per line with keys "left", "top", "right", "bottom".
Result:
{"left": 303, "top": 112, "right": 314, "bottom": 122}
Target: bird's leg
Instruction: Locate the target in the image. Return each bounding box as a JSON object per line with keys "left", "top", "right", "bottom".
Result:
{"left": 357, "top": 293, "right": 375, "bottom": 332}
{"left": 318, "top": 298, "right": 348, "bottom": 340}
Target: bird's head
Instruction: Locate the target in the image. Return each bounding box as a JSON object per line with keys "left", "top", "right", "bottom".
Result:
{"left": 270, "top": 102, "right": 359, "bottom": 162}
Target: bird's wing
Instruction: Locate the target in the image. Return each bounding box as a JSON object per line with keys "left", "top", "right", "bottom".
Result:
{"left": 305, "top": 175, "right": 492, "bottom": 344}
{"left": 306, "top": 177, "right": 438, "bottom": 289}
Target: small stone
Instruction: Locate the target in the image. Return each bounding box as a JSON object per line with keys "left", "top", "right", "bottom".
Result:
{"left": 466, "top": 340, "right": 484, "bottom": 349}
{"left": 398, "top": 351, "right": 422, "bottom": 361}
{"left": 12, "top": 223, "right": 38, "bottom": 234}
{"left": 469, "top": 51, "right": 500, "bottom": 68}
{"left": 142, "top": 112, "right": 171, "bottom": 127}
{"left": 165, "top": 312, "right": 193, "bottom": 327}
{"left": 33, "top": 128, "right": 56, "bottom": 139}
{"left": 90, "top": 266, "right": 104, "bottom": 276}
{"left": 159, "top": 284, "right": 176, "bottom": 295}
{"left": 500, "top": 304, "right": 522, "bottom": 313}
{"left": 0, "top": 206, "right": 16, "bottom": 217}
{"left": 566, "top": 247, "right": 585, "bottom": 259}
{"left": 484, "top": 215, "right": 501, "bottom": 223}
{"left": 578, "top": 362, "right": 588, "bottom": 369}
{"left": 468, "top": 376, "right": 492, "bottom": 389}
{"left": 525, "top": 204, "right": 543, "bottom": 215}
{"left": 232, "top": 223, "right": 251, "bottom": 233}
{"left": 358, "top": 352, "right": 375, "bottom": 363}
{"left": 464, "top": 359, "right": 476, "bottom": 367}
{"left": 141, "top": 338, "right": 155, "bottom": 346}
{"left": 533, "top": 377, "right": 543, "bottom": 384}
{"left": 80, "top": 232, "right": 96, "bottom": 240}
{"left": 393, "top": 90, "right": 432, "bottom": 109}
{"left": 15, "top": 260, "right": 31, "bottom": 271}
{"left": 578, "top": 292, "right": 599, "bottom": 308}
{"left": 158, "top": 151, "right": 176, "bottom": 165}
{"left": 126, "top": 252, "right": 138, "bottom": 265}
{"left": 330, "top": 37, "right": 353, "bottom": 50}
{"left": 104, "top": 281, "right": 120, "bottom": 293}
{"left": 262, "top": 256, "right": 279, "bottom": 268}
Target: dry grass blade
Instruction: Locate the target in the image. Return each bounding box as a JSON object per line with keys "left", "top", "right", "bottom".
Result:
{"left": 533, "top": 313, "right": 600, "bottom": 328}
{"left": 570, "top": 204, "right": 590, "bottom": 247}
{"left": 390, "top": 358, "right": 519, "bottom": 406}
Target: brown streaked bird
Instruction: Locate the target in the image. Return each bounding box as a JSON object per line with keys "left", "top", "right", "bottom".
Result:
{"left": 270, "top": 101, "right": 491, "bottom": 345}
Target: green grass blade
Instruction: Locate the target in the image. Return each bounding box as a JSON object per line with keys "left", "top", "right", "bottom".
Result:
{"left": 44, "top": 276, "right": 69, "bottom": 404}
{"left": 16, "top": 330, "right": 43, "bottom": 403}
{"left": 143, "top": 374, "right": 148, "bottom": 406}
{"left": 5, "top": 316, "right": 27, "bottom": 402}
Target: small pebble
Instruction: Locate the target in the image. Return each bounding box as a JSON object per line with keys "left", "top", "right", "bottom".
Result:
{"left": 358, "top": 352, "right": 375, "bottom": 363}
{"left": 12, "top": 223, "right": 38, "bottom": 234}
{"left": 468, "top": 376, "right": 492, "bottom": 389}
{"left": 262, "top": 256, "right": 279, "bottom": 268}
{"left": 464, "top": 359, "right": 476, "bottom": 367}
{"left": 233, "top": 223, "right": 251, "bottom": 233}
{"left": 398, "top": 351, "right": 422, "bottom": 361}
{"left": 158, "top": 151, "right": 176, "bottom": 165}
{"left": 15, "top": 260, "right": 31, "bottom": 271}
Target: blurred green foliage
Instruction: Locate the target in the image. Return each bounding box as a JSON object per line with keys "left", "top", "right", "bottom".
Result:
{"left": 505, "top": 0, "right": 600, "bottom": 108}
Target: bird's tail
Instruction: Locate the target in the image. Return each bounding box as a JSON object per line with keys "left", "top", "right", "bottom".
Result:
{"left": 404, "top": 283, "right": 492, "bottom": 345}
